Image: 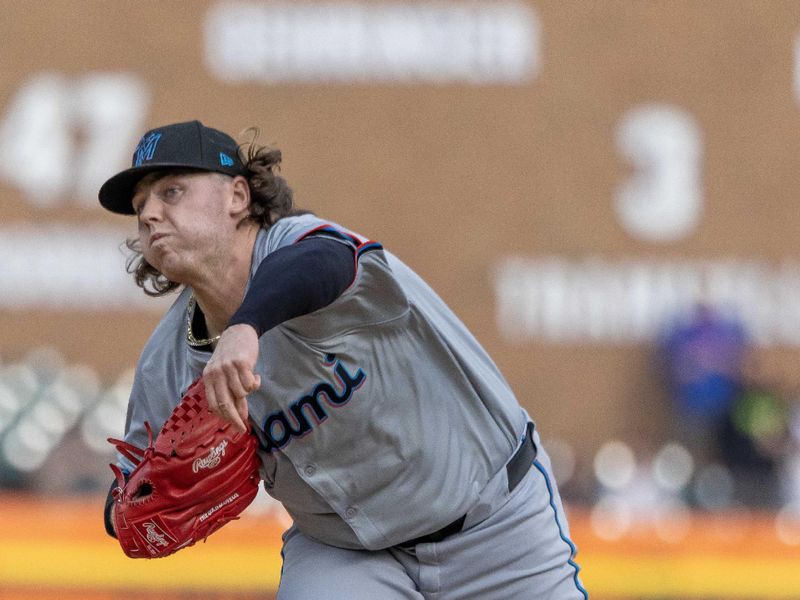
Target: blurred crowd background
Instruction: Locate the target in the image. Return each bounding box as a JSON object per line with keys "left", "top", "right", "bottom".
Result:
{"left": 4, "top": 1, "right": 800, "bottom": 597}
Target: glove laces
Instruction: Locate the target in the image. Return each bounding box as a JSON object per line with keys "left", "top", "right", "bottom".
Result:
{"left": 107, "top": 421, "right": 154, "bottom": 497}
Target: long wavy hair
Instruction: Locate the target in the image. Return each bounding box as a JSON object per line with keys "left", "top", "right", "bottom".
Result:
{"left": 125, "top": 129, "right": 308, "bottom": 296}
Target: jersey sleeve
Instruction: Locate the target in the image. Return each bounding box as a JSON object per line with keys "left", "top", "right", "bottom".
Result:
{"left": 228, "top": 237, "right": 356, "bottom": 336}
{"left": 257, "top": 219, "right": 409, "bottom": 342}
{"left": 252, "top": 215, "right": 380, "bottom": 296}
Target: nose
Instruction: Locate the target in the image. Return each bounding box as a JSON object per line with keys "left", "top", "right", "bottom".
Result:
{"left": 137, "top": 192, "right": 162, "bottom": 225}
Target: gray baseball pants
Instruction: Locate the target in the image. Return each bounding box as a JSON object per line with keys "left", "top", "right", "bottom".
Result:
{"left": 277, "top": 435, "right": 588, "bottom": 599}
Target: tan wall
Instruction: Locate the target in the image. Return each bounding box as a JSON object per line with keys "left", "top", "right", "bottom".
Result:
{"left": 2, "top": 1, "right": 800, "bottom": 458}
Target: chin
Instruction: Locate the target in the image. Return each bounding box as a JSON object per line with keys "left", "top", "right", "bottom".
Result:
{"left": 147, "top": 254, "right": 181, "bottom": 284}
{"left": 164, "top": 263, "right": 197, "bottom": 286}
{"left": 158, "top": 265, "right": 186, "bottom": 284}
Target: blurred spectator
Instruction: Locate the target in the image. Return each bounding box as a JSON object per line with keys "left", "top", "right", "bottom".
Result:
{"left": 659, "top": 303, "right": 795, "bottom": 509}
{"left": 660, "top": 303, "right": 749, "bottom": 445}
{"left": 718, "top": 386, "right": 788, "bottom": 508}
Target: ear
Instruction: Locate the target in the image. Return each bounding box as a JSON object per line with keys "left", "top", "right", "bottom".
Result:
{"left": 228, "top": 176, "right": 251, "bottom": 219}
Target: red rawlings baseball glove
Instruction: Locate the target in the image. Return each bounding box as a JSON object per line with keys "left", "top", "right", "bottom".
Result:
{"left": 107, "top": 377, "right": 261, "bottom": 558}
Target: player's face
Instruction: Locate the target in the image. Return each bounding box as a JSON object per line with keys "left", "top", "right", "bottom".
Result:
{"left": 132, "top": 171, "right": 238, "bottom": 283}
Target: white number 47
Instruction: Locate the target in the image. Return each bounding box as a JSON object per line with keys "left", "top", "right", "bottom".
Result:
{"left": 0, "top": 72, "right": 149, "bottom": 208}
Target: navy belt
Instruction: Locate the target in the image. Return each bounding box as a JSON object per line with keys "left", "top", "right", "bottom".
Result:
{"left": 397, "top": 422, "right": 537, "bottom": 548}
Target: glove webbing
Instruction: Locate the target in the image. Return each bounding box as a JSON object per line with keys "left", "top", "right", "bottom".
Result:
{"left": 108, "top": 421, "right": 154, "bottom": 493}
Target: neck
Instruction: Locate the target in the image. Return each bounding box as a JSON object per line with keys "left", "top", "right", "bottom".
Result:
{"left": 190, "top": 226, "right": 259, "bottom": 336}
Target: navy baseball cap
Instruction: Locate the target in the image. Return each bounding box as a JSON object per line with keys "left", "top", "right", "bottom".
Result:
{"left": 98, "top": 120, "right": 247, "bottom": 215}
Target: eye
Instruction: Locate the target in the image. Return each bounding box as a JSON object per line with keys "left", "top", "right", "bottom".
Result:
{"left": 130, "top": 195, "right": 144, "bottom": 215}
{"left": 163, "top": 184, "right": 184, "bottom": 200}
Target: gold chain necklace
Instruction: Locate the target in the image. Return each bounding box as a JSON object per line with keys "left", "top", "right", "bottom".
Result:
{"left": 186, "top": 295, "right": 221, "bottom": 347}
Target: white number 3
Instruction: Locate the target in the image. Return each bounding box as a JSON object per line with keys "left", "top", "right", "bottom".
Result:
{"left": 615, "top": 104, "right": 703, "bottom": 243}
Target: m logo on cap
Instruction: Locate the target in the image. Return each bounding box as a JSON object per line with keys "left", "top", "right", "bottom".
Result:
{"left": 134, "top": 132, "right": 163, "bottom": 166}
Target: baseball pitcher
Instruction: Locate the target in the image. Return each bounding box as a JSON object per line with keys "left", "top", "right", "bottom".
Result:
{"left": 99, "top": 120, "right": 588, "bottom": 599}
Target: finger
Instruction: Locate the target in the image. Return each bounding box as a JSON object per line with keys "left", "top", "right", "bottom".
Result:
{"left": 203, "top": 375, "right": 220, "bottom": 414}
{"left": 222, "top": 366, "right": 254, "bottom": 427}
{"left": 229, "top": 406, "right": 247, "bottom": 433}
{"left": 208, "top": 375, "right": 231, "bottom": 418}
{"left": 213, "top": 378, "right": 247, "bottom": 433}
{"left": 233, "top": 394, "right": 249, "bottom": 429}
{"left": 223, "top": 363, "right": 250, "bottom": 399}
{"left": 232, "top": 368, "right": 254, "bottom": 426}
{"left": 234, "top": 362, "right": 260, "bottom": 394}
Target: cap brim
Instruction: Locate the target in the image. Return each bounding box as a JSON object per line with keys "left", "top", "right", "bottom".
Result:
{"left": 98, "top": 163, "right": 207, "bottom": 215}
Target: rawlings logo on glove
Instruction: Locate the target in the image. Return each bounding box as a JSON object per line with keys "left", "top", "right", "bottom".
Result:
{"left": 193, "top": 439, "right": 229, "bottom": 472}
{"left": 107, "top": 378, "right": 261, "bottom": 559}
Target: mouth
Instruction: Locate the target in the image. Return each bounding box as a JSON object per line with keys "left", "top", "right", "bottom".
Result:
{"left": 150, "top": 232, "right": 168, "bottom": 243}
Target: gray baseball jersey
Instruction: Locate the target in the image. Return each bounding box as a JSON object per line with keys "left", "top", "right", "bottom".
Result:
{"left": 121, "top": 213, "right": 525, "bottom": 549}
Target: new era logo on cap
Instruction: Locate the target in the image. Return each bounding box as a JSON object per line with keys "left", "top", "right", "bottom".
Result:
{"left": 219, "top": 152, "right": 234, "bottom": 167}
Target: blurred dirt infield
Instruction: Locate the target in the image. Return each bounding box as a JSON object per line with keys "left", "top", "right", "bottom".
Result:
{"left": 1, "top": 494, "right": 800, "bottom": 598}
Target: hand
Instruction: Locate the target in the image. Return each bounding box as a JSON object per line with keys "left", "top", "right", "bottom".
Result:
{"left": 202, "top": 323, "right": 261, "bottom": 432}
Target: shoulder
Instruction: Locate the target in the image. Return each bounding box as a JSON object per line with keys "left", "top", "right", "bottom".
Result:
{"left": 253, "top": 214, "right": 367, "bottom": 262}
{"left": 263, "top": 214, "right": 329, "bottom": 249}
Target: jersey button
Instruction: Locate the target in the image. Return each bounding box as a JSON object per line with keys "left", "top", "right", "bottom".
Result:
{"left": 344, "top": 507, "right": 357, "bottom": 520}
{"left": 304, "top": 465, "right": 316, "bottom": 476}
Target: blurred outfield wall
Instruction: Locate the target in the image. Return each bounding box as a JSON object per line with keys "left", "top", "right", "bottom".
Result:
{"left": 2, "top": 0, "right": 800, "bottom": 460}
{"left": 2, "top": 1, "right": 800, "bottom": 596}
